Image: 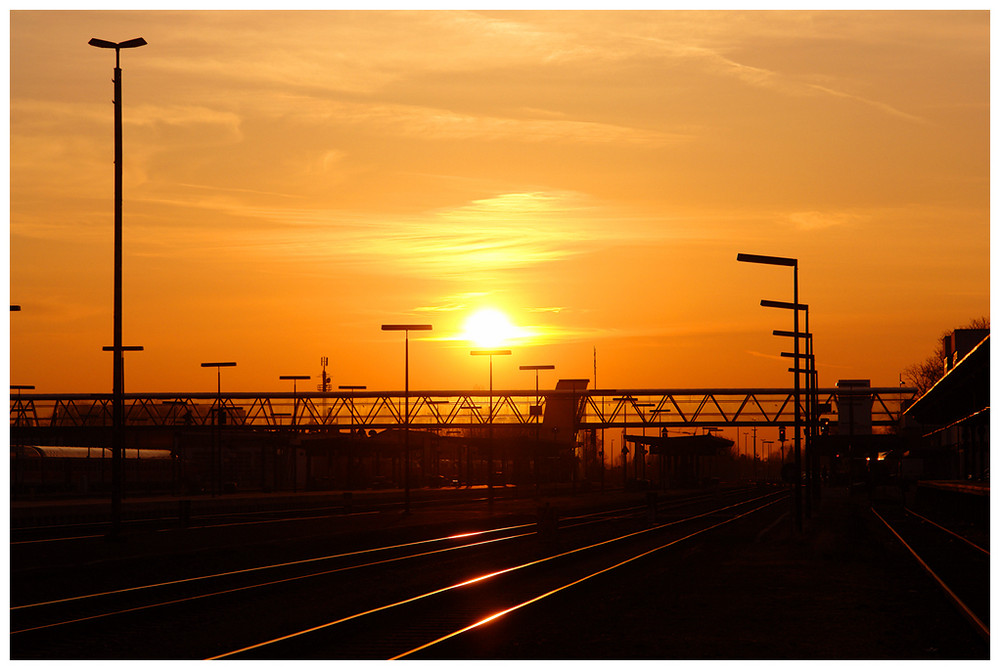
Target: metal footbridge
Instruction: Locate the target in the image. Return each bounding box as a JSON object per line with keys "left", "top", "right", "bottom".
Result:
{"left": 10, "top": 387, "right": 916, "bottom": 431}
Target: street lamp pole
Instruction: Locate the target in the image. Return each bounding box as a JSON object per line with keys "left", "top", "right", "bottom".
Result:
{"left": 472, "top": 349, "right": 511, "bottom": 512}
{"left": 279, "top": 375, "right": 310, "bottom": 493}
{"left": 764, "top": 298, "right": 818, "bottom": 515}
{"left": 382, "top": 324, "right": 432, "bottom": 515}
{"left": 519, "top": 364, "right": 554, "bottom": 498}
{"left": 202, "top": 362, "right": 236, "bottom": 497}
{"left": 103, "top": 343, "right": 143, "bottom": 533}
{"left": 737, "top": 252, "right": 803, "bottom": 532}
{"left": 90, "top": 35, "right": 146, "bottom": 539}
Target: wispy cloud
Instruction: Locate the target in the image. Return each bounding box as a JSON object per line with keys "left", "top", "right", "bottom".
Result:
{"left": 117, "top": 191, "right": 624, "bottom": 276}
{"left": 805, "top": 83, "right": 927, "bottom": 125}
{"left": 622, "top": 22, "right": 929, "bottom": 125}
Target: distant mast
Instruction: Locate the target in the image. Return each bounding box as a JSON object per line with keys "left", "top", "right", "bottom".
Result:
{"left": 319, "top": 356, "right": 330, "bottom": 392}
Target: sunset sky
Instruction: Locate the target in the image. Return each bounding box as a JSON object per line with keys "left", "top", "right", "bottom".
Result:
{"left": 8, "top": 10, "right": 991, "bottom": 396}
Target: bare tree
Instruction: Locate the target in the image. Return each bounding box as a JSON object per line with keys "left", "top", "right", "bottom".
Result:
{"left": 903, "top": 316, "right": 990, "bottom": 396}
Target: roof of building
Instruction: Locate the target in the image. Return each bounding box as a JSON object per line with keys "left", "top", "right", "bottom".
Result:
{"left": 906, "top": 333, "right": 989, "bottom": 428}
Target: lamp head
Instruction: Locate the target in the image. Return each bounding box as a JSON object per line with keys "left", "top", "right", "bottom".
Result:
{"left": 89, "top": 37, "right": 146, "bottom": 50}
{"left": 737, "top": 252, "right": 797, "bottom": 268}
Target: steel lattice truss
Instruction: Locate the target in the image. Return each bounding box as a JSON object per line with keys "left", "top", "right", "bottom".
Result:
{"left": 10, "top": 388, "right": 916, "bottom": 430}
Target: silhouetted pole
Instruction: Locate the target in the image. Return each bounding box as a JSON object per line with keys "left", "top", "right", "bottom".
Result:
{"left": 11, "top": 308, "right": 25, "bottom": 497}
{"left": 90, "top": 36, "right": 146, "bottom": 539}
{"left": 651, "top": 408, "right": 671, "bottom": 487}
{"left": 806, "top": 309, "right": 820, "bottom": 507}
{"left": 383, "top": 324, "right": 432, "bottom": 515}
{"left": 793, "top": 263, "right": 802, "bottom": 526}
{"left": 472, "top": 349, "right": 511, "bottom": 512}
{"left": 520, "top": 364, "right": 554, "bottom": 499}
{"left": 203, "top": 362, "right": 236, "bottom": 496}
{"left": 774, "top": 317, "right": 815, "bottom": 512}
{"left": 615, "top": 396, "right": 633, "bottom": 490}
{"left": 102, "top": 344, "right": 142, "bottom": 507}
{"left": 279, "top": 375, "right": 310, "bottom": 426}
{"left": 738, "top": 252, "right": 802, "bottom": 532}
{"left": 762, "top": 440, "right": 774, "bottom": 480}
{"left": 279, "top": 375, "right": 310, "bottom": 493}
{"left": 635, "top": 403, "right": 653, "bottom": 481}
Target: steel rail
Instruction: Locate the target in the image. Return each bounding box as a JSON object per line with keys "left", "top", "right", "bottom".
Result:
{"left": 11, "top": 493, "right": 689, "bottom": 640}
{"left": 871, "top": 507, "right": 989, "bottom": 642}
{"left": 209, "top": 490, "right": 785, "bottom": 659}
{"left": 393, "top": 494, "right": 787, "bottom": 659}
{"left": 903, "top": 507, "right": 989, "bottom": 556}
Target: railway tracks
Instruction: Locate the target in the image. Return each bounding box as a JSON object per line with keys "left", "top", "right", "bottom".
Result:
{"left": 11, "top": 487, "right": 784, "bottom": 659}
{"left": 871, "top": 502, "right": 989, "bottom": 642}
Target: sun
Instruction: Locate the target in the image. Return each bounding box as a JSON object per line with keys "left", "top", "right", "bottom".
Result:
{"left": 462, "top": 308, "right": 519, "bottom": 348}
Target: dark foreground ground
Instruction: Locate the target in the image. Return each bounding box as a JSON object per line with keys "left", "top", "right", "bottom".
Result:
{"left": 427, "top": 486, "right": 990, "bottom": 659}
{"left": 10, "top": 485, "right": 990, "bottom": 660}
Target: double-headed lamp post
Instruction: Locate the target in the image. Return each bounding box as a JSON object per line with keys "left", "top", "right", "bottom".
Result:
{"left": 382, "top": 324, "right": 432, "bottom": 515}
{"left": 90, "top": 35, "right": 146, "bottom": 538}
{"left": 736, "top": 252, "right": 802, "bottom": 532}
{"left": 472, "top": 349, "right": 511, "bottom": 511}
{"left": 519, "top": 364, "right": 554, "bottom": 498}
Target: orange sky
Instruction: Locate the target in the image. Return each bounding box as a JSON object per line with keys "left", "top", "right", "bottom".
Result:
{"left": 8, "top": 10, "right": 991, "bottom": 396}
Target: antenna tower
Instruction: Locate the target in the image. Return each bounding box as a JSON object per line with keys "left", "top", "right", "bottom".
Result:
{"left": 318, "top": 356, "right": 331, "bottom": 392}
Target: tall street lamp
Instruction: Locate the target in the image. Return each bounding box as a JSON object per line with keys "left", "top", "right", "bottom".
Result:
{"left": 764, "top": 297, "right": 819, "bottom": 515}
{"left": 519, "top": 364, "right": 554, "bottom": 498}
{"left": 472, "top": 348, "right": 511, "bottom": 512}
{"left": 774, "top": 325, "right": 814, "bottom": 515}
{"left": 382, "top": 324, "right": 432, "bottom": 515}
{"left": 737, "top": 252, "right": 803, "bottom": 531}
{"left": 202, "top": 362, "right": 236, "bottom": 497}
{"left": 90, "top": 36, "right": 146, "bottom": 539}
{"left": 279, "top": 375, "right": 310, "bottom": 493}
